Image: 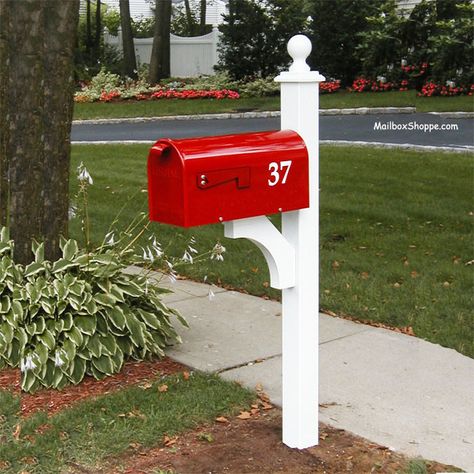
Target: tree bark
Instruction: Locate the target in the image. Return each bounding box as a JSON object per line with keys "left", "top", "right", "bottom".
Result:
{"left": 95, "top": 0, "right": 102, "bottom": 60}
{"left": 149, "top": 0, "right": 171, "bottom": 84}
{"left": 0, "top": 0, "right": 79, "bottom": 264}
{"left": 200, "top": 0, "right": 207, "bottom": 35}
{"left": 0, "top": 0, "right": 10, "bottom": 227}
{"left": 86, "top": 0, "right": 92, "bottom": 54}
{"left": 119, "top": 0, "right": 138, "bottom": 78}
{"left": 184, "top": 0, "right": 195, "bottom": 36}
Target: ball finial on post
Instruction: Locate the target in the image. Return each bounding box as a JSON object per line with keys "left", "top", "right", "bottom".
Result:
{"left": 287, "top": 35, "right": 312, "bottom": 73}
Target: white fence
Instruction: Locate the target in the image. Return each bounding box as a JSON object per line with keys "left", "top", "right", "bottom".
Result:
{"left": 104, "top": 28, "right": 221, "bottom": 77}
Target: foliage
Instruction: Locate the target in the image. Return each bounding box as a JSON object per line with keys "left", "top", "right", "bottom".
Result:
{"left": 102, "top": 5, "right": 121, "bottom": 35}
{"left": 307, "top": 0, "right": 380, "bottom": 86}
{"left": 356, "top": 0, "right": 406, "bottom": 83}
{"left": 171, "top": 0, "right": 212, "bottom": 37}
{"left": 428, "top": 2, "right": 474, "bottom": 85}
{"left": 218, "top": 0, "right": 309, "bottom": 80}
{"left": 181, "top": 72, "right": 241, "bottom": 92}
{"left": 0, "top": 224, "right": 187, "bottom": 393}
{"left": 0, "top": 159, "right": 195, "bottom": 393}
{"left": 238, "top": 77, "right": 280, "bottom": 97}
{"left": 132, "top": 16, "right": 156, "bottom": 38}
{"left": 356, "top": 0, "right": 474, "bottom": 88}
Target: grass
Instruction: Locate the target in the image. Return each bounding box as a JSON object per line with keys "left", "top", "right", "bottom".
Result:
{"left": 0, "top": 372, "right": 254, "bottom": 473}
{"left": 70, "top": 144, "right": 473, "bottom": 358}
{"left": 73, "top": 91, "right": 474, "bottom": 119}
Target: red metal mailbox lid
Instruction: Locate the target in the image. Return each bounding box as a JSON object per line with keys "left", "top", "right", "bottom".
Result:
{"left": 148, "top": 129, "right": 309, "bottom": 227}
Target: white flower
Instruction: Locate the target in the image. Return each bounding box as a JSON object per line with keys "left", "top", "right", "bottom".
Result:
{"left": 142, "top": 246, "right": 154, "bottom": 262}
{"left": 188, "top": 245, "right": 198, "bottom": 254}
{"left": 77, "top": 162, "right": 93, "bottom": 185}
{"left": 376, "top": 75, "right": 387, "bottom": 83}
{"left": 105, "top": 232, "right": 115, "bottom": 245}
{"left": 381, "top": 12, "right": 386, "bottom": 18}
{"left": 54, "top": 350, "right": 65, "bottom": 367}
{"left": 168, "top": 272, "right": 177, "bottom": 284}
{"left": 182, "top": 250, "right": 193, "bottom": 264}
{"left": 68, "top": 204, "right": 77, "bottom": 219}
{"left": 210, "top": 243, "right": 226, "bottom": 262}
{"left": 208, "top": 288, "right": 215, "bottom": 301}
{"left": 401, "top": 58, "right": 407, "bottom": 67}
{"left": 20, "top": 354, "right": 37, "bottom": 372}
{"left": 446, "top": 80, "right": 455, "bottom": 88}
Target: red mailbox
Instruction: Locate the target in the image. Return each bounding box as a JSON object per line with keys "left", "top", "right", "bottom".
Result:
{"left": 147, "top": 129, "right": 309, "bottom": 227}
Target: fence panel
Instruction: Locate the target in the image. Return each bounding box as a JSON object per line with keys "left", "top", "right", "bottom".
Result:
{"left": 104, "top": 28, "right": 220, "bottom": 77}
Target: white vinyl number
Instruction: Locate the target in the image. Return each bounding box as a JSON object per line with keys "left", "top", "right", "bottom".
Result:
{"left": 268, "top": 160, "right": 292, "bottom": 187}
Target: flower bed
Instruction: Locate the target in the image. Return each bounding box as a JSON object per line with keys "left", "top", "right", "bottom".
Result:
{"left": 418, "top": 82, "right": 474, "bottom": 97}
{"left": 320, "top": 81, "right": 341, "bottom": 94}
{"left": 350, "top": 76, "right": 473, "bottom": 96}
{"left": 350, "top": 77, "right": 397, "bottom": 93}
{"left": 76, "top": 87, "right": 240, "bottom": 103}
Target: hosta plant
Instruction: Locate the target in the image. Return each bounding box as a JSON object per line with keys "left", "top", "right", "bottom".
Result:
{"left": 0, "top": 226, "right": 187, "bottom": 393}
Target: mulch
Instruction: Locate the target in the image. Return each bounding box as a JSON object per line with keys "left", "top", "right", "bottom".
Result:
{"left": 0, "top": 357, "right": 185, "bottom": 418}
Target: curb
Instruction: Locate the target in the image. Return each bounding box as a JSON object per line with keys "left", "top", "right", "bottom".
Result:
{"left": 72, "top": 139, "right": 473, "bottom": 153}
{"left": 428, "top": 111, "right": 474, "bottom": 119}
{"left": 73, "top": 109, "right": 474, "bottom": 126}
{"left": 320, "top": 140, "right": 473, "bottom": 153}
{"left": 73, "top": 107, "right": 421, "bottom": 125}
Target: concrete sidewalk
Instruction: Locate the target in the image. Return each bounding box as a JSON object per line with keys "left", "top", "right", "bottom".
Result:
{"left": 141, "top": 270, "right": 474, "bottom": 471}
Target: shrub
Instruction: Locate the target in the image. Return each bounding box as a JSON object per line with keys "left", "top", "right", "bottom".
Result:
{"left": 309, "top": 0, "right": 380, "bottom": 86}
{"left": 218, "top": 0, "right": 309, "bottom": 80}
{"left": 0, "top": 226, "right": 187, "bottom": 393}
{"left": 238, "top": 77, "right": 280, "bottom": 98}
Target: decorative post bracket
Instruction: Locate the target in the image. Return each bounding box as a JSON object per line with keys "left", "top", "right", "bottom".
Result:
{"left": 224, "top": 216, "right": 295, "bottom": 290}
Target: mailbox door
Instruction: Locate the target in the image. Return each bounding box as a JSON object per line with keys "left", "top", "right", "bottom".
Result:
{"left": 148, "top": 143, "right": 186, "bottom": 226}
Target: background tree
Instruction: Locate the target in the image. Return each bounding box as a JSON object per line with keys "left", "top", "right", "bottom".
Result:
{"left": 0, "top": 0, "right": 79, "bottom": 264}
{"left": 149, "top": 0, "right": 171, "bottom": 83}
{"left": 199, "top": 0, "right": 207, "bottom": 35}
{"left": 308, "top": 0, "right": 379, "bottom": 86}
{"left": 171, "top": 0, "right": 211, "bottom": 37}
{"left": 119, "top": 0, "right": 138, "bottom": 78}
{"left": 218, "top": 0, "right": 308, "bottom": 80}
{"left": 356, "top": 0, "right": 405, "bottom": 81}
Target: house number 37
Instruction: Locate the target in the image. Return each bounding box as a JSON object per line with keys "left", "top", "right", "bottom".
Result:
{"left": 268, "top": 160, "right": 292, "bottom": 186}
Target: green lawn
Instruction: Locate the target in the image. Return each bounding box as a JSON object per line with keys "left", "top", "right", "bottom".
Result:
{"left": 73, "top": 91, "right": 474, "bottom": 119}
{"left": 0, "top": 372, "right": 254, "bottom": 473}
{"left": 71, "top": 144, "right": 473, "bottom": 358}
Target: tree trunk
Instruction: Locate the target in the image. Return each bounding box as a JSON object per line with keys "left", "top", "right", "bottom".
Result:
{"left": 149, "top": 0, "right": 171, "bottom": 84}
{"left": 200, "top": 0, "right": 207, "bottom": 35}
{"left": 0, "top": 0, "right": 79, "bottom": 264}
{"left": 95, "top": 0, "right": 102, "bottom": 61}
{"left": 0, "top": 1, "right": 10, "bottom": 227}
{"left": 184, "top": 0, "right": 195, "bottom": 36}
{"left": 119, "top": 0, "right": 138, "bottom": 78}
{"left": 86, "top": 0, "right": 92, "bottom": 54}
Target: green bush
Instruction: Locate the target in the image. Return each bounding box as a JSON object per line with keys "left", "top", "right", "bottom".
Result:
{"left": 0, "top": 213, "right": 187, "bottom": 393}
{"left": 238, "top": 77, "right": 280, "bottom": 97}
{"left": 218, "top": 0, "right": 309, "bottom": 80}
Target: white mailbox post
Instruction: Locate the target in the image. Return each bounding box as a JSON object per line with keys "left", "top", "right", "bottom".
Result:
{"left": 224, "top": 34, "right": 324, "bottom": 449}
